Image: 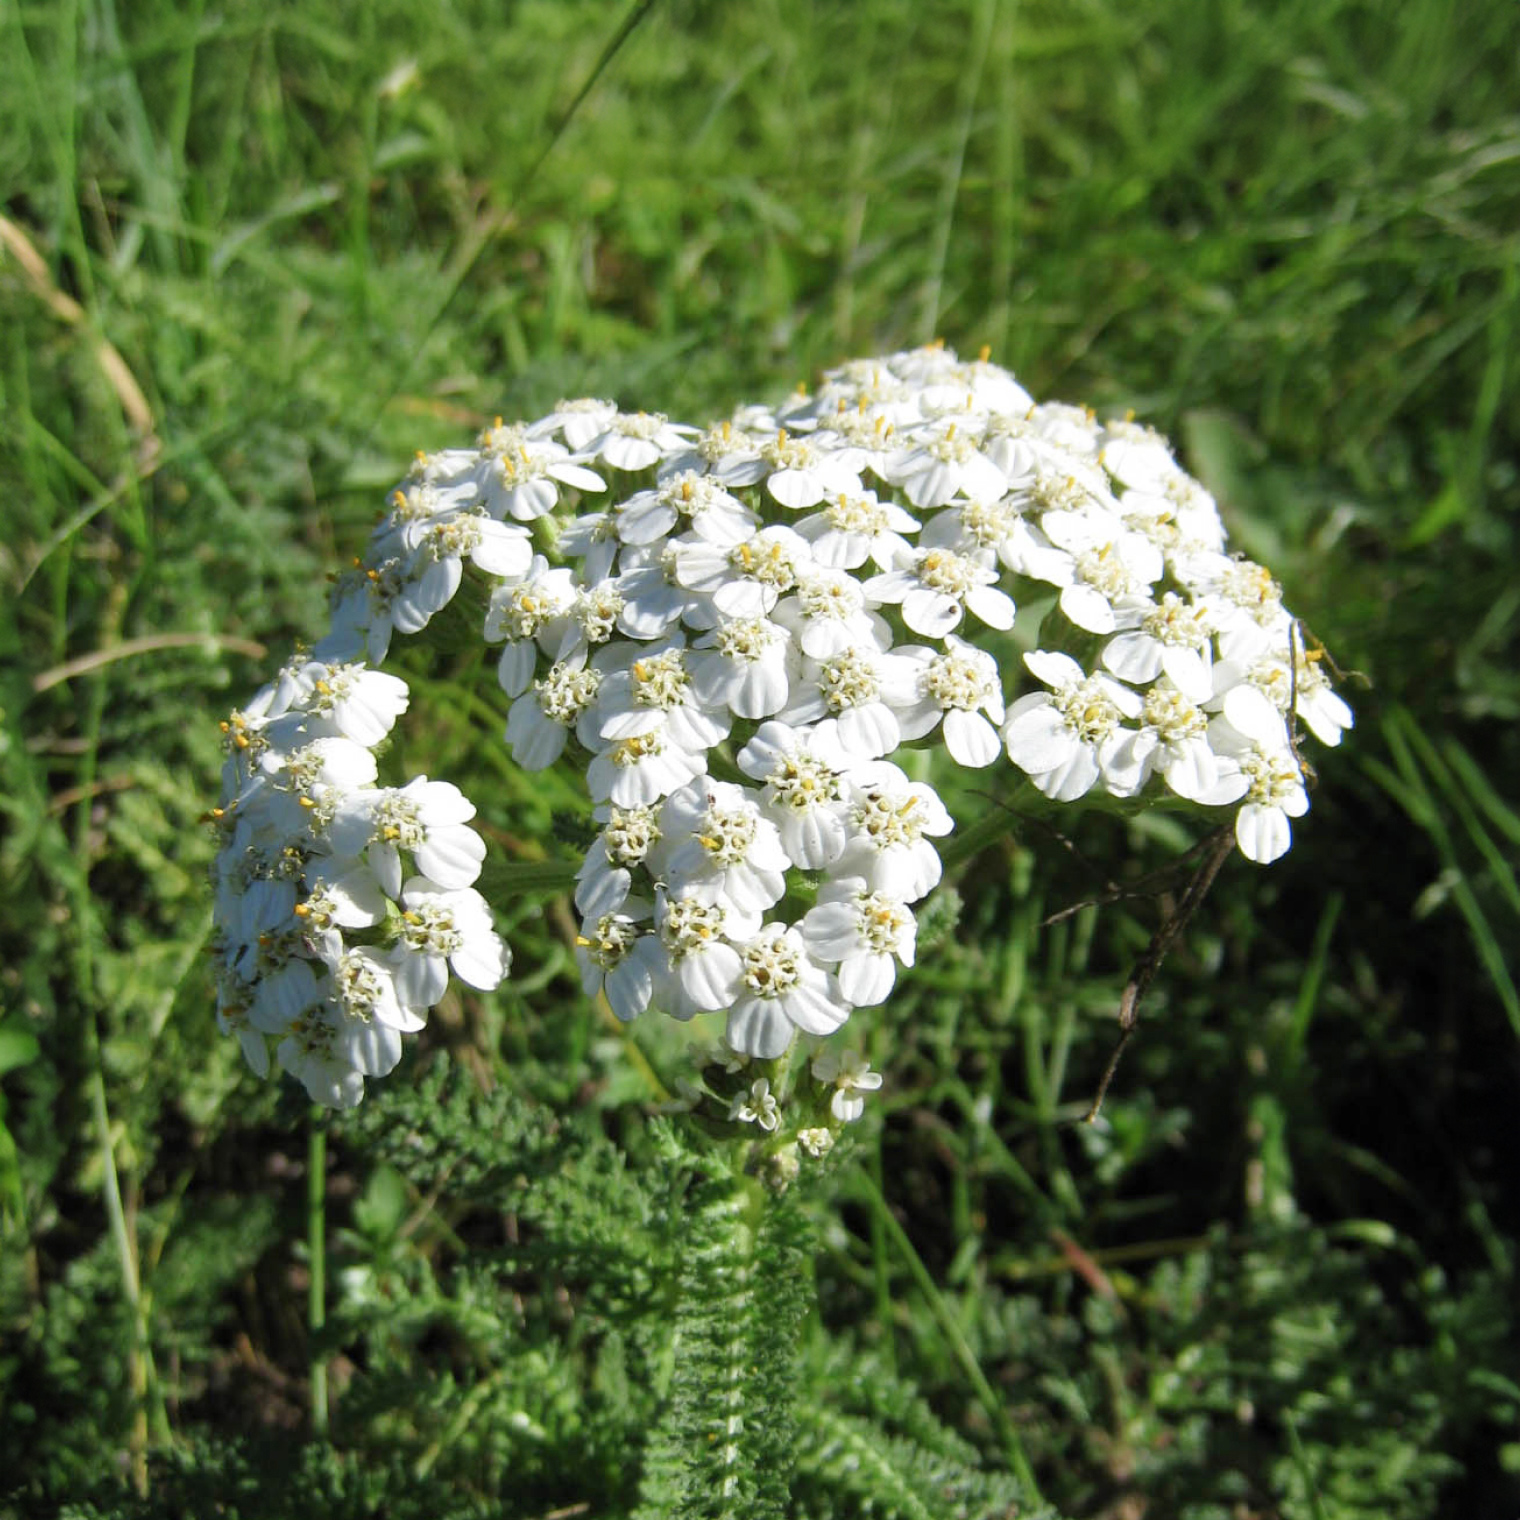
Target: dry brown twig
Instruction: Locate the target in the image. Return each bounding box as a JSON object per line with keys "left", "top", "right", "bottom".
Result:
{"left": 1078, "top": 826, "right": 1236, "bottom": 1125}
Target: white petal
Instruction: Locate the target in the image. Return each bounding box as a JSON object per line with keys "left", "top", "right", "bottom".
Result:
{"left": 415, "top": 826, "right": 486, "bottom": 889}
{"left": 1235, "top": 803, "right": 1291, "bottom": 864}
{"left": 1222, "top": 685, "right": 1287, "bottom": 747}
{"left": 943, "top": 710, "right": 1000, "bottom": 768}
{"left": 726, "top": 999, "right": 793, "bottom": 1058}
{"left": 1004, "top": 701, "right": 1076, "bottom": 774}
{"left": 1033, "top": 748, "right": 1100, "bottom": 802}
{"left": 838, "top": 952, "right": 895, "bottom": 1007}
{"left": 497, "top": 641, "right": 538, "bottom": 698}
{"left": 451, "top": 936, "right": 508, "bottom": 991}
{"left": 678, "top": 943, "right": 742, "bottom": 1011}
{"left": 1061, "top": 583, "right": 1117, "bottom": 634}
{"left": 784, "top": 982, "right": 849, "bottom": 1036}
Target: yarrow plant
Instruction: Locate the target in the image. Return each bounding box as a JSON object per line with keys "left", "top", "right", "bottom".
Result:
{"left": 210, "top": 343, "right": 1351, "bottom": 1124}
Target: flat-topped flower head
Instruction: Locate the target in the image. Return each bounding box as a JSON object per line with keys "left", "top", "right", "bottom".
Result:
{"left": 214, "top": 342, "right": 1350, "bottom": 1105}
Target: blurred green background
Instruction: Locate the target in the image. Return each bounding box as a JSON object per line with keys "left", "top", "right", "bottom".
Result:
{"left": 3, "top": 0, "right": 1519, "bottom": 1515}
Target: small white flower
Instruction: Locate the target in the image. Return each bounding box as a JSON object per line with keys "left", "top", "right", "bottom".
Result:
{"left": 1215, "top": 642, "right": 1355, "bottom": 749}
{"left": 689, "top": 615, "right": 793, "bottom": 719}
{"left": 276, "top": 1010, "right": 367, "bottom": 1109}
{"left": 1194, "top": 557, "right": 1290, "bottom": 661}
{"left": 506, "top": 659, "right": 603, "bottom": 770}
{"left": 328, "top": 777, "right": 486, "bottom": 896}
{"left": 390, "top": 878, "right": 508, "bottom": 1007}
{"left": 725, "top": 923, "right": 845, "bottom": 1059}
{"left": 864, "top": 547, "right": 1015, "bottom": 638}
{"left": 811, "top": 1047, "right": 883, "bottom": 1123}
{"left": 797, "top": 1126, "right": 835, "bottom": 1158}
{"left": 586, "top": 726, "right": 708, "bottom": 807}
{"left": 835, "top": 760, "right": 954, "bottom": 902}
{"left": 555, "top": 510, "right": 622, "bottom": 584}
{"left": 595, "top": 645, "right": 729, "bottom": 750}
{"left": 802, "top": 877, "right": 916, "bottom": 1007}
{"left": 556, "top": 584, "right": 628, "bottom": 663}
{"left": 528, "top": 397, "right": 618, "bottom": 451}
{"left": 298, "top": 860, "right": 389, "bottom": 933}
{"left": 655, "top": 893, "right": 756, "bottom": 1020}
{"left": 399, "top": 507, "right": 534, "bottom": 624}
{"left": 662, "top": 415, "right": 769, "bottom": 487}
{"left": 576, "top": 909, "right": 662, "bottom": 1022}
{"left": 485, "top": 558, "right": 578, "bottom": 697}
{"left": 475, "top": 420, "right": 607, "bottom": 520}
{"left": 773, "top": 568, "right": 887, "bottom": 659}
{"left": 1105, "top": 684, "right": 1246, "bottom": 805}
{"left": 676, "top": 525, "right": 813, "bottom": 624}
{"left": 1101, "top": 592, "right": 1215, "bottom": 702}
{"left": 259, "top": 735, "right": 379, "bottom": 837}
{"left": 330, "top": 944, "right": 425, "bottom": 1035}
{"left": 617, "top": 470, "right": 755, "bottom": 546}
{"left": 575, "top": 803, "right": 662, "bottom": 917}
{"left": 884, "top": 419, "right": 1007, "bottom": 508}
{"left": 1002, "top": 651, "right": 1144, "bottom": 801}
{"left": 656, "top": 779, "right": 790, "bottom": 914}
{"left": 761, "top": 429, "right": 862, "bottom": 509}
{"left": 778, "top": 646, "right": 919, "bottom": 763}
{"left": 728, "top": 1077, "right": 782, "bottom": 1131}
{"left": 893, "top": 634, "right": 1006, "bottom": 768}
{"left": 268, "top": 661, "right": 410, "bottom": 750}
{"left": 736, "top": 721, "right": 851, "bottom": 870}
{"left": 1209, "top": 719, "right": 1310, "bottom": 864}
{"left": 614, "top": 543, "right": 697, "bottom": 639}
{"left": 585, "top": 410, "right": 697, "bottom": 471}
{"left": 794, "top": 489, "right": 919, "bottom": 571}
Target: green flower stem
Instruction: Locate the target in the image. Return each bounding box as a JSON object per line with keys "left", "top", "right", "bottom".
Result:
{"left": 936, "top": 785, "right": 1031, "bottom": 874}
{"left": 308, "top": 1112, "right": 329, "bottom": 1436}
{"left": 856, "top": 1166, "right": 1045, "bottom": 1507}
{"left": 476, "top": 858, "right": 581, "bottom": 899}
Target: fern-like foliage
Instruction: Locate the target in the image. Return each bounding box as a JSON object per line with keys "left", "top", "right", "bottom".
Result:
{"left": 793, "top": 1352, "right": 1052, "bottom": 1520}
{"left": 631, "top": 1174, "right": 812, "bottom": 1520}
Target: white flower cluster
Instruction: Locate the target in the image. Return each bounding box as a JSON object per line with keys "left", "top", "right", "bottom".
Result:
{"left": 211, "top": 343, "right": 1349, "bottom": 1107}
{"left": 211, "top": 660, "right": 507, "bottom": 1107}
